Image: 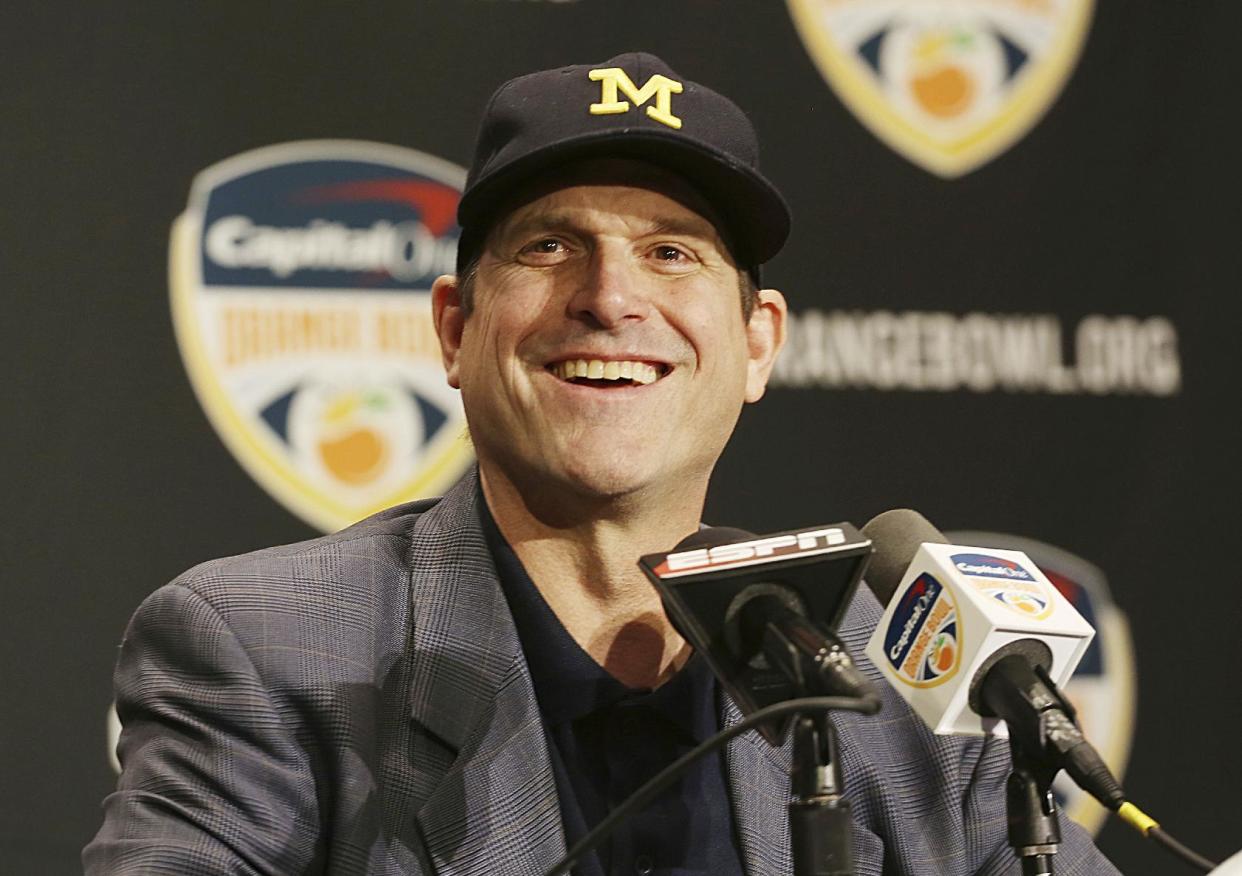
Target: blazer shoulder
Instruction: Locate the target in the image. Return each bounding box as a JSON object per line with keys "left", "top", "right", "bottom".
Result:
{"left": 115, "top": 493, "right": 469, "bottom": 707}
{"left": 171, "top": 496, "right": 441, "bottom": 603}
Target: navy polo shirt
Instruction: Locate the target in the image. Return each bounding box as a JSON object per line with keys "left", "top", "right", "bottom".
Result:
{"left": 480, "top": 504, "right": 746, "bottom": 876}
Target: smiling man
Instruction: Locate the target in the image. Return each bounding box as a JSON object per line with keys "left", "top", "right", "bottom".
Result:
{"left": 433, "top": 158, "right": 785, "bottom": 696}
{"left": 86, "top": 54, "right": 1119, "bottom": 876}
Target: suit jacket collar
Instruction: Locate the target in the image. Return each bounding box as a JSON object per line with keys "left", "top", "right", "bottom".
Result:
{"left": 404, "top": 468, "right": 520, "bottom": 752}
{"left": 404, "top": 469, "right": 566, "bottom": 875}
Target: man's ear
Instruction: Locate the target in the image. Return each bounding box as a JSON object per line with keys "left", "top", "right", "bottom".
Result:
{"left": 744, "top": 288, "right": 788, "bottom": 403}
{"left": 432, "top": 274, "right": 466, "bottom": 389}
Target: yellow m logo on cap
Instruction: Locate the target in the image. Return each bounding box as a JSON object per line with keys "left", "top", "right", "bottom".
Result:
{"left": 588, "top": 68, "right": 684, "bottom": 130}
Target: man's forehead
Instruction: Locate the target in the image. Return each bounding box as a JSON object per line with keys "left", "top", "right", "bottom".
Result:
{"left": 485, "top": 158, "right": 738, "bottom": 256}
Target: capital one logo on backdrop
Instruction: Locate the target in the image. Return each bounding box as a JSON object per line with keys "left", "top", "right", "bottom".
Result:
{"left": 170, "top": 141, "right": 474, "bottom": 532}
{"left": 786, "top": 0, "right": 1095, "bottom": 177}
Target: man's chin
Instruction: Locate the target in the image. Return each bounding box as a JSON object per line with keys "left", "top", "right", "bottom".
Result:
{"left": 546, "top": 459, "right": 659, "bottom": 503}
{"left": 477, "top": 438, "right": 714, "bottom": 519}
{"left": 510, "top": 456, "right": 671, "bottom": 512}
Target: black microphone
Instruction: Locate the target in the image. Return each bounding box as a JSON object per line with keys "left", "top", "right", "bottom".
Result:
{"left": 674, "top": 527, "right": 873, "bottom": 703}
{"left": 860, "top": 509, "right": 1125, "bottom": 811}
{"left": 649, "top": 527, "right": 875, "bottom": 876}
{"left": 639, "top": 522, "right": 875, "bottom": 743}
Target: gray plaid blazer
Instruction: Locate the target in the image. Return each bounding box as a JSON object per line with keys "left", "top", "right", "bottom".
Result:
{"left": 84, "top": 469, "right": 1120, "bottom": 875}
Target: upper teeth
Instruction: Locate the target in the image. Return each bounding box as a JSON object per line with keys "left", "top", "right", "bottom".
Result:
{"left": 553, "top": 359, "right": 661, "bottom": 385}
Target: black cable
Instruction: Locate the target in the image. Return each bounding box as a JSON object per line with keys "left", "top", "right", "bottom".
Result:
{"left": 1149, "top": 827, "right": 1218, "bottom": 874}
{"left": 543, "top": 694, "right": 881, "bottom": 876}
{"left": 1114, "top": 801, "right": 1219, "bottom": 873}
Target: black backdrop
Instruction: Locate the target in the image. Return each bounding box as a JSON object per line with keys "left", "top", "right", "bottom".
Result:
{"left": 4, "top": 2, "right": 1239, "bottom": 872}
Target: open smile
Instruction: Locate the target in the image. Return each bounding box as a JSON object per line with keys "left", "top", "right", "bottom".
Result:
{"left": 546, "top": 358, "right": 672, "bottom": 387}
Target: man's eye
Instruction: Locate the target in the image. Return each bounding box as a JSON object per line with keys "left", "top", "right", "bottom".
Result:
{"left": 525, "top": 238, "right": 564, "bottom": 254}
{"left": 515, "top": 237, "right": 571, "bottom": 265}
{"left": 653, "top": 245, "right": 687, "bottom": 262}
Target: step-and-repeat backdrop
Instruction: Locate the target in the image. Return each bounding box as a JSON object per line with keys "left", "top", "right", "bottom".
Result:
{"left": 5, "top": 2, "right": 1238, "bottom": 872}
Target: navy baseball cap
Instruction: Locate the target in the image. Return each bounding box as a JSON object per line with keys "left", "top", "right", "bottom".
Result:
{"left": 455, "top": 52, "right": 790, "bottom": 279}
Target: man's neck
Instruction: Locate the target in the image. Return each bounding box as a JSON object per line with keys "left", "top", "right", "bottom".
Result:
{"left": 479, "top": 464, "right": 705, "bottom": 690}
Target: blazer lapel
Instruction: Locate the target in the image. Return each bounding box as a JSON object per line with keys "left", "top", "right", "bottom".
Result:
{"left": 404, "top": 471, "right": 567, "bottom": 876}
{"left": 722, "top": 696, "right": 793, "bottom": 876}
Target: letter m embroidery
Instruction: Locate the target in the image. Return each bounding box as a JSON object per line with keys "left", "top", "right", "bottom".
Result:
{"left": 588, "top": 68, "right": 684, "bottom": 129}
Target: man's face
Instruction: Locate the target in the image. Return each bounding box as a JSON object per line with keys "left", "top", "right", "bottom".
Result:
{"left": 434, "top": 163, "right": 785, "bottom": 506}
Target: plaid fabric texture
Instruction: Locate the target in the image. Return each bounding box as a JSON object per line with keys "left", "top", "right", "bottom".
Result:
{"left": 84, "top": 469, "right": 1121, "bottom": 874}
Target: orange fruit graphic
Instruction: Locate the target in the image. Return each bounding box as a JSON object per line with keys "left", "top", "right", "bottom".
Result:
{"left": 911, "top": 65, "right": 974, "bottom": 118}
{"left": 318, "top": 427, "right": 387, "bottom": 484}
{"left": 934, "top": 642, "right": 955, "bottom": 671}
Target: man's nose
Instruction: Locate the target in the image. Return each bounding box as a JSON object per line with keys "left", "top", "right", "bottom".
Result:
{"left": 566, "top": 249, "right": 652, "bottom": 329}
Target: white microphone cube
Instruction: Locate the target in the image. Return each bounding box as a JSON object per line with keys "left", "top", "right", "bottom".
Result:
{"left": 864, "top": 542, "right": 1095, "bottom": 736}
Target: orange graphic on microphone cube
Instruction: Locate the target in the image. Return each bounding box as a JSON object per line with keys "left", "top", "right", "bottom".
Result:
{"left": 884, "top": 573, "right": 962, "bottom": 688}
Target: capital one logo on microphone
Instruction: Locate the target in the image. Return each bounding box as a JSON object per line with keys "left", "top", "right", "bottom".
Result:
{"left": 882, "top": 573, "right": 961, "bottom": 687}
{"left": 953, "top": 552, "right": 1053, "bottom": 620}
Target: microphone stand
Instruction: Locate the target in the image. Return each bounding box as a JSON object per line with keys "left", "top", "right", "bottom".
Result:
{"left": 1006, "top": 739, "right": 1062, "bottom": 876}
{"left": 789, "top": 712, "right": 854, "bottom": 876}
{"left": 980, "top": 654, "right": 1088, "bottom": 875}
{"left": 759, "top": 610, "right": 864, "bottom": 876}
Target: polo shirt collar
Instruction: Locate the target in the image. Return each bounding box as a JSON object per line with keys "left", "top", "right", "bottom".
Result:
{"left": 479, "top": 496, "right": 717, "bottom": 743}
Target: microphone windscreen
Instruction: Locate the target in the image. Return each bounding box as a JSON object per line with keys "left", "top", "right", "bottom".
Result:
{"left": 861, "top": 509, "right": 948, "bottom": 606}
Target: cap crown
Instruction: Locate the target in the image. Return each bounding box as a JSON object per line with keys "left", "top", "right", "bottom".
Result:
{"left": 456, "top": 52, "right": 789, "bottom": 273}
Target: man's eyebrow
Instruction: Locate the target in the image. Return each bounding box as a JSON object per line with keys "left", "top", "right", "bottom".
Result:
{"left": 499, "top": 210, "right": 588, "bottom": 239}
{"left": 648, "top": 218, "right": 722, "bottom": 242}
{"left": 500, "top": 211, "right": 722, "bottom": 243}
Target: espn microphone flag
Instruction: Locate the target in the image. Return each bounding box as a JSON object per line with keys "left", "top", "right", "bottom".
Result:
{"left": 864, "top": 542, "right": 1094, "bottom": 736}
{"left": 640, "top": 524, "right": 872, "bottom": 743}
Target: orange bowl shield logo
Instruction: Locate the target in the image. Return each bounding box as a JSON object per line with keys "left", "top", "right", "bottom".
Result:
{"left": 882, "top": 573, "right": 962, "bottom": 688}
{"left": 786, "top": 0, "right": 1095, "bottom": 177}
{"left": 170, "top": 141, "right": 473, "bottom": 532}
